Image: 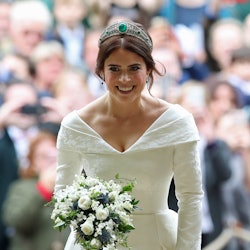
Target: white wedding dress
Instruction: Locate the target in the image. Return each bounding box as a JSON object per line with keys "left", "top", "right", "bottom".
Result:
{"left": 55, "top": 104, "right": 203, "bottom": 250}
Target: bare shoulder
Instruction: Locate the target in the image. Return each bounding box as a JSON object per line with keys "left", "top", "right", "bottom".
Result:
{"left": 77, "top": 96, "right": 105, "bottom": 124}
{"left": 147, "top": 95, "right": 170, "bottom": 117}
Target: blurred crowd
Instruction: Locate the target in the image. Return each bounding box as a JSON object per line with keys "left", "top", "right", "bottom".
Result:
{"left": 1, "top": 0, "right": 250, "bottom": 249}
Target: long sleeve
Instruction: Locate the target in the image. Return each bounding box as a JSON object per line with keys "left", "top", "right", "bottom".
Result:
{"left": 174, "top": 141, "right": 203, "bottom": 249}
{"left": 55, "top": 126, "right": 86, "bottom": 193}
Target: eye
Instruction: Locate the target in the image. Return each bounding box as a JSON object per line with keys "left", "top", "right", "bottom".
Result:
{"left": 130, "top": 65, "right": 140, "bottom": 71}
{"left": 108, "top": 66, "right": 119, "bottom": 72}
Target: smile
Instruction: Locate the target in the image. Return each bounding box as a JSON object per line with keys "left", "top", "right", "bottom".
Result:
{"left": 117, "top": 86, "right": 134, "bottom": 92}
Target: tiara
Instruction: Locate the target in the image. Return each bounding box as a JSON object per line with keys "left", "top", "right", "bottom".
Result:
{"left": 98, "top": 22, "right": 153, "bottom": 51}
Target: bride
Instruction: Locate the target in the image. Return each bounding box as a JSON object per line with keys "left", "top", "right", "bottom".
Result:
{"left": 54, "top": 20, "right": 203, "bottom": 250}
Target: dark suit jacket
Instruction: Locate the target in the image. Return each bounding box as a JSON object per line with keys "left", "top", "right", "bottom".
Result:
{"left": 204, "top": 140, "right": 232, "bottom": 243}
{"left": 0, "top": 129, "right": 19, "bottom": 250}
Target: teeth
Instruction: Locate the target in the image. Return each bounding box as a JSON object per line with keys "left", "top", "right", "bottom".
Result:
{"left": 118, "top": 86, "right": 133, "bottom": 91}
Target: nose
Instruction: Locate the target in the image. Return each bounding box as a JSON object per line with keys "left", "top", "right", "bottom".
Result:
{"left": 119, "top": 72, "right": 130, "bottom": 82}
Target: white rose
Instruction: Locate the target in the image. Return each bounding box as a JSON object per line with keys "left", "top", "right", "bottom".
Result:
{"left": 90, "top": 238, "right": 102, "bottom": 248}
{"left": 118, "top": 211, "right": 132, "bottom": 225}
{"left": 54, "top": 217, "right": 64, "bottom": 226}
{"left": 81, "top": 220, "right": 94, "bottom": 235}
{"left": 78, "top": 196, "right": 92, "bottom": 210}
{"left": 108, "top": 191, "right": 119, "bottom": 201}
{"left": 122, "top": 201, "right": 133, "bottom": 211}
{"left": 96, "top": 207, "right": 109, "bottom": 220}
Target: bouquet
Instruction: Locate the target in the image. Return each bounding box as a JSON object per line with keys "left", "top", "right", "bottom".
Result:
{"left": 49, "top": 174, "right": 139, "bottom": 250}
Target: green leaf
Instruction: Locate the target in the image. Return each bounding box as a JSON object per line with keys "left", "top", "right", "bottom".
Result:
{"left": 131, "top": 199, "right": 139, "bottom": 206}
{"left": 54, "top": 221, "right": 66, "bottom": 228}
{"left": 121, "top": 183, "right": 134, "bottom": 193}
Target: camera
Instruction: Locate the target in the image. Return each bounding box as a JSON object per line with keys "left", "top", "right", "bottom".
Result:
{"left": 20, "top": 103, "right": 47, "bottom": 116}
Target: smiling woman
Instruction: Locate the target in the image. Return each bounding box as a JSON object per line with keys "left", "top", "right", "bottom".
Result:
{"left": 54, "top": 20, "right": 203, "bottom": 250}
{"left": 104, "top": 49, "right": 148, "bottom": 97}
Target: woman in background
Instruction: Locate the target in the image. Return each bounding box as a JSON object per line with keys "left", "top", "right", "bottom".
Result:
{"left": 3, "top": 130, "right": 69, "bottom": 250}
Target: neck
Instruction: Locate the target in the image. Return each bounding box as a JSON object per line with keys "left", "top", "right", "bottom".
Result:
{"left": 104, "top": 94, "right": 145, "bottom": 120}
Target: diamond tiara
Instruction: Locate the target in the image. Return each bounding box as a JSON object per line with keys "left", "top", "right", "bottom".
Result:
{"left": 98, "top": 22, "right": 153, "bottom": 51}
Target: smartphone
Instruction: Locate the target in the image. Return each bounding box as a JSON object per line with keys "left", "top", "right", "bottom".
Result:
{"left": 20, "top": 103, "right": 47, "bottom": 116}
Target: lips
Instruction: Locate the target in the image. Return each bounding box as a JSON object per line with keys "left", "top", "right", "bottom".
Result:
{"left": 117, "top": 86, "right": 134, "bottom": 92}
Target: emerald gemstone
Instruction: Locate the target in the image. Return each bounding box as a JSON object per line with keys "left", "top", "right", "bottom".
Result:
{"left": 119, "top": 23, "right": 127, "bottom": 33}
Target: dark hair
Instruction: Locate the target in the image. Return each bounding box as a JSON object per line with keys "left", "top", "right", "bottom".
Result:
{"left": 95, "top": 22, "right": 163, "bottom": 91}
{"left": 205, "top": 75, "right": 242, "bottom": 108}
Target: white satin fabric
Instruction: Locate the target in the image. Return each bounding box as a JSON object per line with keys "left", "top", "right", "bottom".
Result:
{"left": 55, "top": 104, "right": 203, "bottom": 250}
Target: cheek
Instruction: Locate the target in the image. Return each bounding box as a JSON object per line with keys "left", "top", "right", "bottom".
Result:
{"left": 104, "top": 74, "right": 115, "bottom": 85}
{"left": 134, "top": 74, "right": 146, "bottom": 83}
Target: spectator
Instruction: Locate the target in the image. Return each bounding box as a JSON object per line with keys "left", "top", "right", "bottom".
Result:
{"left": 0, "top": 0, "right": 12, "bottom": 58}
{"left": 226, "top": 46, "right": 250, "bottom": 106}
{"left": 0, "top": 80, "right": 40, "bottom": 250}
{"left": 86, "top": 0, "right": 164, "bottom": 29}
{"left": 82, "top": 28, "right": 101, "bottom": 75}
{"left": 151, "top": 46, "right": 183, "bottom": 101}
{"left": 216, "top": 109, "right": 250, "bottom": 250}
{"left": 47, "top": 0, "right": 89, "bottom": 68}
{"left": 0, "top": 80, "right": 41, "bottom": 168}
{"left": 176, "top": 80, "right": 232, "bottom": 248}
{"left": 148, "top": 16, "right": 184, "bottom": 61}
{"left": 30, "top": 40, "right": 66, "bottom": 98}
{"left": 8, "top": 0, "right": 52, "bottom": 57}
{"left": 106, "top": 2, "right": 151, "bottom": 29}
{"left": 3, "top": 130, "right": 69, "bottom": 250}
{"left": 39, "top": 66, "right": 94, "bottom": 124}
{"left": 206, "top": 18, "right": 244, "bottom": 73}
{"left": 110, "top": 0, "right": 164, "bottom": 18}
{"left": 52, "top": 67, "right": 94, "bottom": 109}
{"left": 0, "top": 52, "right": 33, "bottom": 85}
{"left": 205, "top": 77, "right": 242, "bottom": 125}
{"left": 82, "top": 28, "right": 106, "bottom": 98}
{"left": 157, "top": 0, "right": 211, "bottom": 80}
{"left": 158, "top": 0, "right": 209, "bottom": 26}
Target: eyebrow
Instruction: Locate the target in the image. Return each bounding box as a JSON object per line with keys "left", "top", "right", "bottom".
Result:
{"left": 107, "top": 63, "right": 142, "bottom": 67}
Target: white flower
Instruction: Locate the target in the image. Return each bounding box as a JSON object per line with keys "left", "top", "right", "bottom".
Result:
{"left": 96, "top": 207, "right": 109, "bottom": 220}
{"left": 78, "top": 196, "right": 92, "bottom": 210}
{"left": 81, "top": 220, "right": 94, "bottom": 235}
{"left": 122, "top": 201, "right": 133, "bottom": 211}
{"left": 108, "top": 191, "right": 119, "bottom": 201}
{"left": 103, "top": 245, "right": 116, "bottom": 250}
{"left": 50, "top": 174, "right": 138, "bottom": 249}
{"left": 119, "top": 211, "right": 133, "bottom": 225}
{"left": 54, "top": 217, "right": 64, "bottom": 227}
{"left": 90, "top": 238, "right": 102, "bottom": 248}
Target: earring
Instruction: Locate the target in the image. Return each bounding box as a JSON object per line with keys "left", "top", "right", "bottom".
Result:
{"left": 99, "top": 73, "right": 105, "bottom": 85}
{"left": 146, "top": 76, "right": 150, "bottom": 84}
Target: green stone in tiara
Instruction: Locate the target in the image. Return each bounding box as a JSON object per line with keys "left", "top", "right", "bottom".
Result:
{"left": 98, "top": 21, "right": 153, "bottom": 51}
{"left": 119, "top": 23, "right": 127, "bottom": 33}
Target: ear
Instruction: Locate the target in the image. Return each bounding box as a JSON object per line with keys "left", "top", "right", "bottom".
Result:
{"left": 147, "top": 69, "right": 152, "bottom": 76}
{"left": 99, "top": 72, "right": 105, "bottom": 80}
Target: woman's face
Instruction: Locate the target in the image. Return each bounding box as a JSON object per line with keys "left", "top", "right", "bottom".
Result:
{"left": 103, "top": 48, "right": 149, "bottom": 103}
{"left": 33, "top": 138, "right": 57, "bottom": 173}
{"left": 35, "top": 54, "right": 65, "bottom": 89}
{"left": 209, "top": 84, "right": 237, "bottom": 122}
